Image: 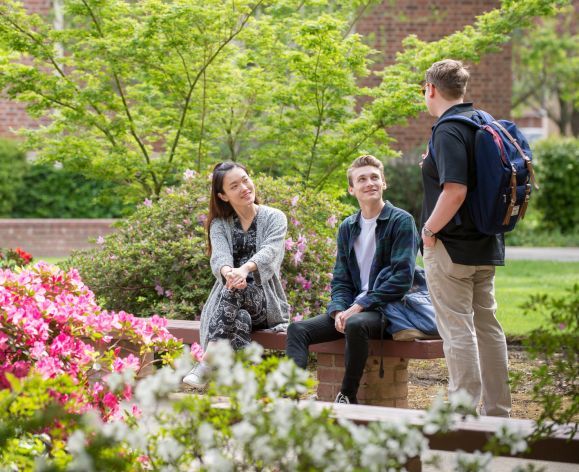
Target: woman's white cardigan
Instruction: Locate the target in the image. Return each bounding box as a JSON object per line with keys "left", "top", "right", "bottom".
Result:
{"left": 199, "top": 205, "right": 290, "bottom": 349}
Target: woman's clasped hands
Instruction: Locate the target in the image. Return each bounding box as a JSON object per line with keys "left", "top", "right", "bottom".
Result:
{"left": 224, "top": 266, "right": 249, "bottom": 290}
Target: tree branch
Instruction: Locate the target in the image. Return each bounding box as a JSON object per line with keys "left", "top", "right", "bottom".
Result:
{"left": 80, "top": 0, "right": 158, "bottom": 192}
{"left": 166, "top": 0, "right": 265, "bottom": 167}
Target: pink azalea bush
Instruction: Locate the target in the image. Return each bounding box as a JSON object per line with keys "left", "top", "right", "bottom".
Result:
{"left": 0, "top": 262, "right": 185, "bottom": 420}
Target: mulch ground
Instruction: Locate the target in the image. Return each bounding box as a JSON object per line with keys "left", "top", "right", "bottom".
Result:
{"left": 407, "top": 344, "right": 571, "bottom": 420}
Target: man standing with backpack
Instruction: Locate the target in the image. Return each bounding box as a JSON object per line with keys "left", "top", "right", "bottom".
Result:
{"left": 420, "top": 59, "right": 512, "bottom": 417}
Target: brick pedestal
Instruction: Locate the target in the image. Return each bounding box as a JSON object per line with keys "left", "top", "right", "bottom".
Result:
{"left": 316, "top": 353, "right": 409, "bottom": 407}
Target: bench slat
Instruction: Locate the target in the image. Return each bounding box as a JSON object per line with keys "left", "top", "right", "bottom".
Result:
{"left": 165, "top": 319, "right": 444, "bottom": 359}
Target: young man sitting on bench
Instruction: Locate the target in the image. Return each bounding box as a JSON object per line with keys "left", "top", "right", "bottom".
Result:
{"left": 286, "top": 154, "right": 437, "bottom": 404}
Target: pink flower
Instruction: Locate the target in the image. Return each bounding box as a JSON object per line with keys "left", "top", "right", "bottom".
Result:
{"left": 190, "top": 343, "right": 204, "bottom": 362}
{"left": 96, "top": 236, "right": 105, "bottom": 245}
{"left": 197, "top": 214, "right": 207, "bottom": 225}
{"left": 292, "top": 314, "right": 303, "bottom": 322}
{"left": 132, "top": 404, "right": 143, "bottom": 419}
{"left": 285, "top": 238, "right": 295, "bottom": 251}
{"left": 165, "top": 290, "right": 173, "bottom": 299}
{"left": 296, "top": 235, "right": 307, "bottom": 252}
{"left": 291, "top": 218, "right": 301, "bottom": 227}
{"left": 295, "top": 274, "right": 312, "bottom": 291}
{"left": 326, "top": 215, "right": 338, "bottom": 228}
{"left": 102, "top": 392, "right": 119, "bottom": 411}
{"left": 291, "top": 196, "right": 299, "bottom": 207}
{"left": 155, "top": 284, "right": 164, "bottom": 296}
{"left": 122, "top": 383, "right": 132, "bottom": 401}
{"left": 183, "top": 169, "right": 196, "bottom": 181}
{"left": 143, "top": 198, "right": 153, "bottom": 207}
{"left": 292, "top": 251, "right": 304, "bottom": 266}
{"left": 112, "top": 354, "right": 140, "bottom": 372}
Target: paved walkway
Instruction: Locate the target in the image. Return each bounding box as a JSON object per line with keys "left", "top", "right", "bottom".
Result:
{"left": 506, "top": 247, "right": 579, "bottom": 262}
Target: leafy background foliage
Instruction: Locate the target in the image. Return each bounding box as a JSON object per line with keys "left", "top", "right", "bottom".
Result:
{"left": 533, "top": 138, "right": 578, "bottom": 233}
{"left": 0, "top": 138, "right": 26, "bottom": 216}
{"left": 0, "top": 0, "right": 566, "bottom": 201}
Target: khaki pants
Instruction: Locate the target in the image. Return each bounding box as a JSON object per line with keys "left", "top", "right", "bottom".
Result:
{"left": 423, "top": 241, "right": 511, "bottom": 417}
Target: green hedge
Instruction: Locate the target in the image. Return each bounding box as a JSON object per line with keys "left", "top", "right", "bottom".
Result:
{"left": 533, "top": 138, "right": 579, "bottom": 233}
{"left": 67, "top": 171, "right": 354, "bottom": 320}
{"left": 383, "top": 160, "right": 423, "bottom": 225}
{"left": 11, "top": 164, "right": 126, "bottom": 218}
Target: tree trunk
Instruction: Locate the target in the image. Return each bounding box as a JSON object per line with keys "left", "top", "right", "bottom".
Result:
{"left": 571, "top": 107, "right": 579, "bottom": 137}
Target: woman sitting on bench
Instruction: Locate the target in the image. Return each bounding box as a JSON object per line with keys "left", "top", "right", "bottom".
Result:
{"left": 183, "top": 162, "right": 289, "bottom": 387}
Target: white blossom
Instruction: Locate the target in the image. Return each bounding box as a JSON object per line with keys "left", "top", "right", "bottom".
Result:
{"left": 156, "top": 436, "right": 184, "bottom": 463}
{"left": 454, "top": 450, "right": 493, "bottom": 471}
{"left": 202, "top": 449, "right": 233, "bottom": 472}
{"left": 243, "top": 342, "right": 264, "bottom": 364}
{"left": 174, "top": 347, "right": 194, "bottom": 376}
{"left": 449, "top": 389, "right": 476, "bottom": 411}
{"left": 67, "top": 430, "right": 94, "bottom": 472}
{"left": 251, "top": 435, "right": 277, "bottom": 463}
{"left": 361, "top": 443, "right": 387, "bottom": 471}
{"left": 197, "top": 423, "right": 215, "bottom": 449}
{"left": 495, "top": 422, "right": 528, "bottom": 455}
{"left": 231, "top": 420, "right": 256, "bottom": 444}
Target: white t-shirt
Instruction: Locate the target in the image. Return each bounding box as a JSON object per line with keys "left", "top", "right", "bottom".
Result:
{"left": 354, "top": 214, "right": 378, "bottom": 302}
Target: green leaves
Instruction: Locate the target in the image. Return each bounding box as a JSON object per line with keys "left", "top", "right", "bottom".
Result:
{"left": 533, "top": 138, "right": 579, "bottom": 233}
{"left": 512, "top": 4, "right": 578, "bottom": 135}
{"left": 0, "top": 0, "right": 570, "bottom": 200}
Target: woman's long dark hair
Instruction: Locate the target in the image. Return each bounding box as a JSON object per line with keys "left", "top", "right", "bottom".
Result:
{"left": 205, "top": 161, "right": 259, "bottom": 255}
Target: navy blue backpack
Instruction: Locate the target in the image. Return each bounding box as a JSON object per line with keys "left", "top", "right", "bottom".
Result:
{"left": 430, "top": 110, "right": 539, "bottom": 235}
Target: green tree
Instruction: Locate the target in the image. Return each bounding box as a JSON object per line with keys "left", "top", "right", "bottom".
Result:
{"left": 0, "top": 138, "right": 26, "bottom": 217}
{"left": 512, "top": 6, "right": 579, "bottom": 136}
{"left": 0, "top": 0, "right": 569, "bottom": 201}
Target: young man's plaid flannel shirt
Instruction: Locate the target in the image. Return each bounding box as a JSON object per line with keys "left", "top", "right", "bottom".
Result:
{"left": 326, "top": 202, "right": 419, "bottom": 318}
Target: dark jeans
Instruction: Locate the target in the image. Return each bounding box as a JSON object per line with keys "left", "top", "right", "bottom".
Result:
{"left": 286, "top": 311, "right": 385, "bottom": 401}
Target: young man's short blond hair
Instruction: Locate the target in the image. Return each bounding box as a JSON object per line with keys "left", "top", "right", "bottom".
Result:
{"left": 426, "top": 59, "right": 469, "bottom": 100}
{"left": 347, "top": 154, "right": 386, "bottom": 187}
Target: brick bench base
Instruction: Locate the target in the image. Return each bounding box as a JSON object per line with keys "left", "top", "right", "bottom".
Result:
{"left": 166, "top": 319, "right": 444, "bottom": 407}
{"left": 317, "top": 353, "right": 409, "bottom": 406}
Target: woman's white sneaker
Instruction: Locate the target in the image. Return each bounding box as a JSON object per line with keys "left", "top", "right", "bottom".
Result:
{"left": 182, "top": 363, "right": 208, "bottom": 388}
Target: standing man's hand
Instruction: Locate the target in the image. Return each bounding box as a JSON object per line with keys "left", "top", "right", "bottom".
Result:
{"left": 422, "top": 226, "right": 437, "bottom": 248}
{"left": 335, "top": 304, "right": 364, "bottom": 333}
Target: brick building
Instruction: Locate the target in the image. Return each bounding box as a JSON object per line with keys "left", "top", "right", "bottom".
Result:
{"left": 356, "top": 0, "right": 510, "bottom": 156}
{"left": 1, "top": 0, "right": 510, "bottom": 156}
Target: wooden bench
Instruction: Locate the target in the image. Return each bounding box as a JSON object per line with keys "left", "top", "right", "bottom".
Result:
{"left": 323, "top": 402, "right": 579, "bottom": 469}
{"left": 166, "top": 319, "right": 444, "bottom": 407}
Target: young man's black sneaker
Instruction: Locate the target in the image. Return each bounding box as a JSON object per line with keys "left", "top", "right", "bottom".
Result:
{"left": 334, "top": 392, "right": 357, "bottom": 404}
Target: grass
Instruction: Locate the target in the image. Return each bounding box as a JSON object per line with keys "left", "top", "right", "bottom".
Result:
{"left": 37, "top": 256, "right": 578, "bottom": 336}
{"left": 495, "top": 260, "right": 579, "bottom": 336}
{"left": 37, "top": 257, "right": 66, "bottom": 265}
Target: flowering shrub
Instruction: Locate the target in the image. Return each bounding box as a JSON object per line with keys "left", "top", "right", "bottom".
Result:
{"left": 0, "top": 247, "right": 33, "bottom": 269}
{"left": 513, "top": 284, "right": 579, "bottom": 441}
{"left": 1, "top": 340, "right": 535, "bottom": 471}
{"left": 0, "top": 263, "right": 183, "bottom": 421}
{"left": 68, "top": 170, "right": 353, "bottom": 320}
